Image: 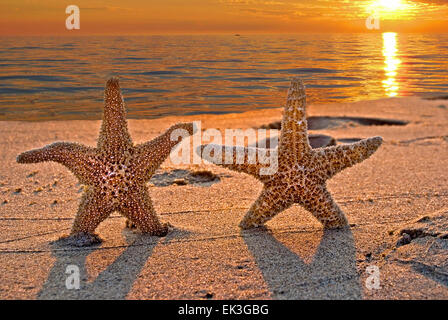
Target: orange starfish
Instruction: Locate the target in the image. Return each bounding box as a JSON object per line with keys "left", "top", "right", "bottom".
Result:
{"left": 198, "top": 78, "right": 383, "bottom": 229}
{"left": 17, "top": 78, "right": 194, "bottom": 246}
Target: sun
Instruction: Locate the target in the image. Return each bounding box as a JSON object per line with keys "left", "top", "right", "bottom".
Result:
{"left": 367, "top": 0, "right": 408, "bottom": 19}
{"left": 377, "top": 0, "right": 403, "bottom": 11}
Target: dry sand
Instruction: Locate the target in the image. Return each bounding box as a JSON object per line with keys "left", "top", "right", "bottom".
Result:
{"left": 0, "top": 96, "right": 447, "bottom": 299}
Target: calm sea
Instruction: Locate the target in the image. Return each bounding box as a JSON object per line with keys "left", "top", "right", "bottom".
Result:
{"left": 0, "top": 33, "right": 447, "bottom": 121}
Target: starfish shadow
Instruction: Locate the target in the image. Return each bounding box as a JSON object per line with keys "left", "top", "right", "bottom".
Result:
{"left": 242, "top": 227, "right": 362, "bottom": 299}
{"left": 411, "top": 262, "right": 448, "bottom": 288}
{"left": 37, "top": 228, "right": 190, "bottom": 299}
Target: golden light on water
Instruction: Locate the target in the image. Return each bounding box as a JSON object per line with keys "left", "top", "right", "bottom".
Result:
{"left": 382, "top": 32, "right": 401, "bottom": 97}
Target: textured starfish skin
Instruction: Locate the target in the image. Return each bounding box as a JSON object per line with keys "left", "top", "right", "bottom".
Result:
{"left": 199, "top": 78, "right": 383, "bottom": 229}
{"left": 17, "top": 78, "right": 194, "bottom": 245}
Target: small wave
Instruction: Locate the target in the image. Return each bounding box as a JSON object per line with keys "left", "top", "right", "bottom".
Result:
{"left": 7, "top": 46, "right": 41, "bottom": 50}
{"left": 205, "top": 94, "right": 245, "bottom": 99}
{"left": 194, "top": 59, "right": 244, "bottom": 63}
{"left": 185, "top": 110, "right": 238, "bottom": 116}
{"left": 123, "top": 88, "right": 171, "bottom": 93}
{"left": 7, "top": 45, "right": 76, "bottom": 50}
{"left": 230, "top": 85, "right": 272, "bottom": 90}
{"left": 0, "top": 87, "right": 39, "bottom": 94}
{"left": 39, "top": 86, "right": 103, "bottom": 93}
{"left": 115, "top": 57, "right": 157, "bottom": 61}
{"left": 140, "top": 70, "right": 184, "bottom": 75}
{"left": 308, "top": 84, "right": 352, "bottom": 88}
{"left": 225, "top": 76, "right": 277, "bottom": 82}
{"left": 323, "top": 76, "right": 364, "bottom": 81}
{"left": 0, "top": 86, "right": 104, "bottom": 94}
{"left": 0, "top": 75, "right": 69, "bottom": 82}
{"left": 278, "top": 68, "right": 340, "bottom": 74}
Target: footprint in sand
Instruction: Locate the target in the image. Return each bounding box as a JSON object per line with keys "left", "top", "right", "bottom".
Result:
{"left": 149, "top": 169, "right": 221, "bottom": 187}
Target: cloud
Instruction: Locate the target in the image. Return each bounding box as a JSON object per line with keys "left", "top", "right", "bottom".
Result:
{"left": 221, "top": 0, "right": 368, "bottom": 19}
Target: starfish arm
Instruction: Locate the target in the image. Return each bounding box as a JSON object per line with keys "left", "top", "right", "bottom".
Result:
{"left": 316, "top": 136, "right": 383, "bottom": 179}
{"left": 240, "top": 186, "right": 293, "bottom": 229}
{"left": 134, "top": 122, "right": 195, "bottom": 175}
{"left": 71, "top": 187, "right": 115, "bottom": 234}
{"left": 278, "top": 78, "right": 311, "bottom": 160}
{"left": 118, "top": 186, "right": 168, "bottom": 236}
{"left": 198, "top": 144, "right": 276, "bottom": 180}
{"left": 97, "top": 77, "right": 133, "bottom": 154}
{"left": 17, "top": 142, "right": 98, "bottom": 184}
{"left": 298, "top": 185, "right": 348, "bottom": 229}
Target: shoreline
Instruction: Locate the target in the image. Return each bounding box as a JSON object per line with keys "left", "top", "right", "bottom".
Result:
{"left": 1, "top": 94, "right": 447, "bottom": 123}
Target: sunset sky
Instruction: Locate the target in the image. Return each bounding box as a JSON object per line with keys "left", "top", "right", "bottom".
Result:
{"left": 1, "top": 0, "right": 447, "bottom": 35}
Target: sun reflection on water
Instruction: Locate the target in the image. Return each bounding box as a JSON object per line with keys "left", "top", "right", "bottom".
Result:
{"left": 382, "top": 32, "right": 401, "bottom": 97}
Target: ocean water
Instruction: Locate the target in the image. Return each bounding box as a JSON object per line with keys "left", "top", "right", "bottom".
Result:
{"left": 0, "top": 33, "right": 447, "bottom": 121}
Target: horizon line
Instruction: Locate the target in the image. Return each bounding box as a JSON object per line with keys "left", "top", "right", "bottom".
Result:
{"left": 2, "top": 31, "right": 448, "bottom": 37}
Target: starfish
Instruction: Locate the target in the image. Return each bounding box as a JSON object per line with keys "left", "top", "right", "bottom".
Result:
{"left": 198, "top": 78, "right": 383, "bottom": 229}
{"left": 17, "top": 77, "right": 194, "bottom": 246}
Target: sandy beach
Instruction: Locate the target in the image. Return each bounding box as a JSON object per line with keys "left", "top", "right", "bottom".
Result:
{"left": 0, "top": 95, "right": 447, "bottom": 299}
